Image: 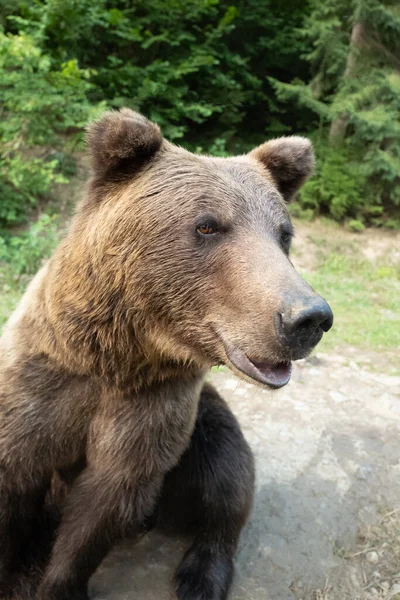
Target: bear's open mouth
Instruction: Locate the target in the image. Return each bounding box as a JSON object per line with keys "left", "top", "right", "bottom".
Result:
{"left": 224, "top": 345, "right": 292, "bottom": 389}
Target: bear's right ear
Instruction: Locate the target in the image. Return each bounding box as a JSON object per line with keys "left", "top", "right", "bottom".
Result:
{"left": 86, "top": 108, "right": 163, "bottom": 178}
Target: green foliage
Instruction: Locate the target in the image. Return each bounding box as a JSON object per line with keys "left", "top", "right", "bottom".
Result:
{"left": 0, "top": 0, "right": 399, "bottom": 230}
{"left": 0, "top": 25, "right": 102, "bottom": 228}
{"left": 0, "top": 212, "right": 60, "bottom": 327}
{"left": 0, "top": 214, "right": 59, "bottom": 275}
{"left": 299, "top": 143, "right": 369, "bottom": 220}
{"left": 2, "top": 0, "right": 308, "bottom": 146}
{"left": 0, "top": 0, "right": 311, "bottom": 228}
{"left": 289, "top": 204, "right": 315, "bottom": 221}
{"left": 345, "top": 219, "right": 366, "bottom": 232}
{"left": 0, "top": 156, "right": 67, "bottom": 225}
{"left": 272, "top": 0, "right": 400, "bottom": 224}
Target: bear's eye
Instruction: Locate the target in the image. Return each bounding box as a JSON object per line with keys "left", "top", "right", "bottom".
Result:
{"left": 197, "top": 223, "right": 218, "bottom": 236}
{"left": 280, "top": 228, "right": 293, "bottom": 251}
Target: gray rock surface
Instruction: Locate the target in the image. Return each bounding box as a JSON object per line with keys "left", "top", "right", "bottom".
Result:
{"left": 90, "top": 352, "right": 400, "bottom": 599}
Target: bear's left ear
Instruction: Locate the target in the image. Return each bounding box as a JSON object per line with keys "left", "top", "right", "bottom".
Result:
{"left": 86, "top": 108, "right": 163, "bottom": 179}
{"left": 250, "top": 137, "right": 315, "bottom": 201}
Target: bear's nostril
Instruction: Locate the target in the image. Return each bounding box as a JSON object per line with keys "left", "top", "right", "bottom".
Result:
{"left": 296, "top": 317, "right": 315, "bottom": 333}
{"left": 321, "top": 316, "right": 333, "bottom": 333}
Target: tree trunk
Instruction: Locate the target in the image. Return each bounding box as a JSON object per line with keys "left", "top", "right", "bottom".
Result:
{"left": 329, "top": 21, "right": 365, "bottom": 146}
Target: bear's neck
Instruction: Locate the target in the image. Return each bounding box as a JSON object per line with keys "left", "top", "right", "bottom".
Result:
{"left": 29, "top": 251, "right": 204, "bottom": 390}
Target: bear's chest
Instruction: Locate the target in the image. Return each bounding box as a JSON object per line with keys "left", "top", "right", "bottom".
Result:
{"left": 91, "top": 374, "right": 205, "bottom": 478}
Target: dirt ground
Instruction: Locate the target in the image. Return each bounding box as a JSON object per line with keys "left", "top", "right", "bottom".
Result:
{"left": 87, "top": 224, "right": 400, "bottom": 600}
{"left": 291, "top": 220, "right": 400, "bottom": 273}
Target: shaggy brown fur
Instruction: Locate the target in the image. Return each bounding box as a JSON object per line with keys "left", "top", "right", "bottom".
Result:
{"left": 0, "top": 109, "right": 332, "bottom": 600}
{"left": 5, "top": 384, "right": 255, "bottom": 600}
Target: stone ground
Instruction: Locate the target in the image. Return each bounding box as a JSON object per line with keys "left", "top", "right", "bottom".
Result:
{"left": 90, "top": 353, "right": 400, "bottom": 600}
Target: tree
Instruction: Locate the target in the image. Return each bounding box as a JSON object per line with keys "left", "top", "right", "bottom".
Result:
{"left": 329, "top": 21, "right": 365, "bottom": 145}
{"left": 271, "top": 0, "right": 400, "bottom": 225}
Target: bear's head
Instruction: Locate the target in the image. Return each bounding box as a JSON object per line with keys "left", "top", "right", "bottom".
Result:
{"left": 58, "top": 109, "right": 333, "bottom": 388}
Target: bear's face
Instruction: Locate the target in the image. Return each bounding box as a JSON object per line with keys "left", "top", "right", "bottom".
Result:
{"left": 84, "top": 110, "right": 333, "bottom": 388}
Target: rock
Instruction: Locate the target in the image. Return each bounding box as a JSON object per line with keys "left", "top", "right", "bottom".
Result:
{"left": 357, "top": 465, "right": 373, "bottom": 480}
{"left": 365, "top": 551, "right": 379, "bottom": 564}
{"left": 348, "top": 566, "right": 361, "bottom": 588}
{"left": 329, "top": 391, "right": 346, "bottom": 403}
{"left": 308, "top": 367, "right": 321, "bottom": 376}
{"left": 380, "top": 581, "right": 390, "bottom": 592}
{"left": 390, "top": 583, "right": 400, "bottom": 597}
{"left": 372, "top": 570, "right": 381, "bottom": 579}
{"left": 305, "top": 356, "right": 324, "bottom": 366}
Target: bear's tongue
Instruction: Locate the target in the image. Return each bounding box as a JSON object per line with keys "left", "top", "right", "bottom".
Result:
{"left": 225, "top": 346, "right": 292, "bottom": 389}
{"left": 250, "top": 359, "right": 292, "bottom": 388}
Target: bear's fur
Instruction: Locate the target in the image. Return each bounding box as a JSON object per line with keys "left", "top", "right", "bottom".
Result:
{"left": 5, "top": 384, "right": 254, "bottom": 600}
{"left": 0, "top": 109, "right": 330, "bottom": 600}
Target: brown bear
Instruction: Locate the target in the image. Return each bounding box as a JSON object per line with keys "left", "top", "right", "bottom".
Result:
{"left": 0, "top": 109, "right": 333, "bottom": 600}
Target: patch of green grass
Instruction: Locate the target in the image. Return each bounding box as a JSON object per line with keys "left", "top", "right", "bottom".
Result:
{"left": 303, "top": 252, "right": 400, "bottom": 352}
{"left": 0, "top": 267, "right": 25, "bottom": 328}
{"left": 0, "top": 214, "right": 60, "bottom": 330}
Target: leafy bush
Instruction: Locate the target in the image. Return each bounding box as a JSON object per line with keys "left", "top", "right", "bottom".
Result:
{"left": 0, "top": 156, "right": 67, "bottom": 225}
{"left": 345, "top": 219, "right": 366, "bottom": 233}
{"left": 298, "top": 143, "right": 368, "bottom": 221}
{"left": 2, "top": 0, "right": 309, "bottom": 146}
{"left": 0, "top": 214, "right": 59, "bottom": 275}
{"left": 0, "top": 26, "right": 102, "bottom": 228}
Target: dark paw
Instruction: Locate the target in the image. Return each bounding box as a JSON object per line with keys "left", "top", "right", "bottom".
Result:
{"left": 175, "top": 544, "right": 234, "bottom": 600}
{"left": 0, "top": 584, "right": 11, "bottom": 599}
{"left": 39, "top": 592, "right": 89, "bottom": 600}
{"left": 0, "top": 573, "right": 12, "bottom": 598}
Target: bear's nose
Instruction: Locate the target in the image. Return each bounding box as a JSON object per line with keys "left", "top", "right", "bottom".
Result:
{"left": 276, "top": 297, "right": 333, "bottom": 351}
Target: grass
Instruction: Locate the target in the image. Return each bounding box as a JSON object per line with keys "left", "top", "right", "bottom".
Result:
{"left": 291, "top": 221, "right": 400, "bottom": 361}
{"left": 0, "top": 268, "right": 25, "bottom": 327}
{"left": 305, "top": 253, "right": 399, "bottom": 351}
{"left": 0, "top": 213, "right": 60, "bottom": 328}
